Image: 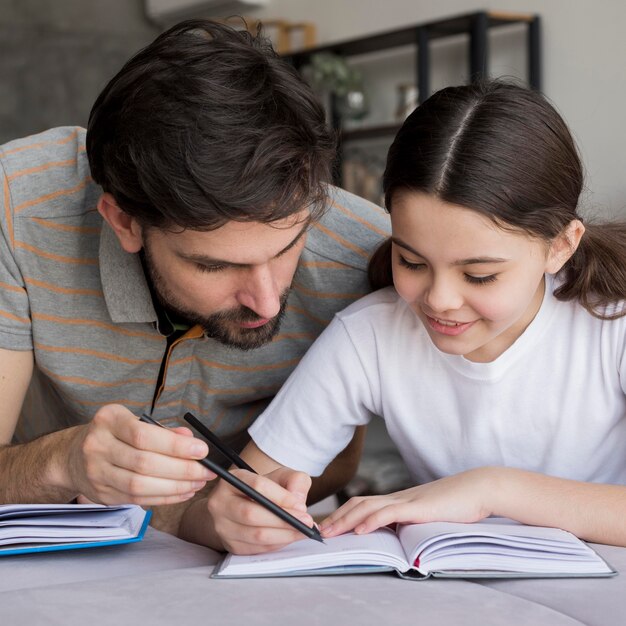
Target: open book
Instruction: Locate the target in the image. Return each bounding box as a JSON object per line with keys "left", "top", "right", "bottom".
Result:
{"left": 213, "top": 518, "right": 616, "bottom": 580}
{"left": 0, "top": 503, "right": 151, "bottom": 556}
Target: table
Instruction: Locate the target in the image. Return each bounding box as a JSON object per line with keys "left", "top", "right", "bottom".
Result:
{"left": 0, "top": 528, "right": 624, "bottom": 625}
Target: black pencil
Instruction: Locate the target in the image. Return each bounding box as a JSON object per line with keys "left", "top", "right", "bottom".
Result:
{"left": 183, "top": 412, "right": 256, "bottom": 473}
{"left": 139, "top": 414, "right": 323, "bottom": 544}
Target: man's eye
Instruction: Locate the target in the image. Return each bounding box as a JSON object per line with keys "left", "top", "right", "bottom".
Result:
{"left": 398, "top": 256, "right": 426, "bottom": 271}
{"left": 196, "top": 263, "right": 226, "bottom": 273}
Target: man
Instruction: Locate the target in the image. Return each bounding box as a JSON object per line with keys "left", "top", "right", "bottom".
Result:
{"left": 0, "top": 20, "right": 388, "bottom": 551}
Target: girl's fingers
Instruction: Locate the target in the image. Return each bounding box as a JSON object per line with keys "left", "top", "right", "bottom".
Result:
{"left": 354, "top": 503, "right": 413, "bottom": 534}
{"left": 320, "top": 497, "right": 390, "bottom": 537}
{"left": 228, "top": 490, "right": 314, "bottom": 530}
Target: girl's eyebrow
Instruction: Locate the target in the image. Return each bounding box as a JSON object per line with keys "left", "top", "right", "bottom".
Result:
{"left": 391, "top": 237, "right": 509, "bottom": 265}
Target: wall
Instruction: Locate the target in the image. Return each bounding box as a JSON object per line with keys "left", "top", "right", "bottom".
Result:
{"left": 0, "top": 0, "right": 157, "bottom": 144}
{"left": 248, "top": 0, "right": 626, "bottom": 218}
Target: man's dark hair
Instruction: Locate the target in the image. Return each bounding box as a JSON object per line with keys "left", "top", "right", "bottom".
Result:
{"left": 87, "top": 19, "right": 335, "bottom": 230}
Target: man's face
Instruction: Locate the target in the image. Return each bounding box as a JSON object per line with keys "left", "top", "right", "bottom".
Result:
{"left": 141, "top": 211, "right": 309, "bottom": 350}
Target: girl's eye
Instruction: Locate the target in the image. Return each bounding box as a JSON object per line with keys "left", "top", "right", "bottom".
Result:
{"left": 465, "top": 274, "right": 497, "bottom": 285}
{"left": 398, "top": 256, "right": 426, "bottom": 271}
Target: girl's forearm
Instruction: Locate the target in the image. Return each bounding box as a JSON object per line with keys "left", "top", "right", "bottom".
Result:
{"left": 486, "top": 467, "right": 626, "bottom": 546}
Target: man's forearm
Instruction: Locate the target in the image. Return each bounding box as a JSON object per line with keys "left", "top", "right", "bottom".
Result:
{"left": 0, "top": 426, "right": 80, "bottom": 503}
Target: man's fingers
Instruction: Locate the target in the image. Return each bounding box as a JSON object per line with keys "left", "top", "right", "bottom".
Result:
{"left": 96, "top": 408, "right": 209, "bottom": 460}
{"left": 170, "top": 426, "right": 195, "bottom": 438}
{"left": 86, "top": 432, "right": 214, "bottom": 482}
{"left": 98, "top": 464, "right": 209, "bottom": 500}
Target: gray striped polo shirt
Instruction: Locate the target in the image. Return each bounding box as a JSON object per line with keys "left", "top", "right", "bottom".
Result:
{"left": 0, "top": 126, "right": 389, "bottom": 459}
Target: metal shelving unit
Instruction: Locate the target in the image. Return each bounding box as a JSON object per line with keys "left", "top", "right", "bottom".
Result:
{"left": 285, "top": 10, "right": 541, "bottom": 186}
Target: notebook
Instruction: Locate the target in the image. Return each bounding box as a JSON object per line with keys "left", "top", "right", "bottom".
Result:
{"left": 213, "top": 517, "right": 616, "bottom": 580}
{"left": 0, "top": 503, "right": 151, "bottom": 556}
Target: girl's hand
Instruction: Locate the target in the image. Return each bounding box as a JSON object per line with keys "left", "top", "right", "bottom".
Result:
{"left": 319, "top": 467, "right": 496, "bottom": 538}
{"left": 206, "top": 466, "right": 315, "bottom": 555}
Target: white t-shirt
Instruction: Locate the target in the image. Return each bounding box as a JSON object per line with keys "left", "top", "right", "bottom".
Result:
{"left": 249, "top": 276, "right": 626, "bottom": 485}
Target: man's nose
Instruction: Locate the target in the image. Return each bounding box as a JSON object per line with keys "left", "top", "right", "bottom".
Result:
{"left": 236, "top": 264, "right": 282, "bottom": 320}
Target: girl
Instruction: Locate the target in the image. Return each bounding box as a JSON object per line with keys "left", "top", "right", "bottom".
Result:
{"left": 210, "top": 80, "right": 626, "bottom": 555}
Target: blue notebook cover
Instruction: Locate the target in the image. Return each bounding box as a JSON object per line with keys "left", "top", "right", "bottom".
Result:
{"left": 0, "top": 505, "right": 151, "bottom": 557}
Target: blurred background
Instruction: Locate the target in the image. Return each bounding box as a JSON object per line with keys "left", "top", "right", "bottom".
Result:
{"left": 2, "top": 0, "right": 625, "bottom": 217}
{"left": 2, "top": 0, "right": 624, "bottom": 498}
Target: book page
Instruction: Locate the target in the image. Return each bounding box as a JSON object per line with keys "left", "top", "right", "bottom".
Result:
{"left": 0, "top": 504, "right": 147, "bottom": 548}
{"left": 396, "top": 518, "right": 612, "bottom": 575}
{"left": 218, "top": 527, "right": 409, "bottom": 577}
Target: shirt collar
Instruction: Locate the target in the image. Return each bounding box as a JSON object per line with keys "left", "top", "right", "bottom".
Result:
{"left": 99, "top": 222, "right": 158, "bottom": 324}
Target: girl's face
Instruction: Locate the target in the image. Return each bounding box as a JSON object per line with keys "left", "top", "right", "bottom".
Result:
{"left": 391, "top": 191, "right": 562, "bottom": 363}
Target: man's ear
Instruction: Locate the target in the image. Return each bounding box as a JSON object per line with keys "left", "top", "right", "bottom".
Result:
{"left": 546, "top": 219, "right": 585, "bottom": 274}
{"left": 97, "top": 193, "right": 143, "bottom": 253}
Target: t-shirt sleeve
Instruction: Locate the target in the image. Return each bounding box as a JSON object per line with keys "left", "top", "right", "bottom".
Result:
{"left": 249, "top": 315, "right": 379, "bottom": 476}
{"left": 0, "top": 162, "right": 32, "bottom": 350}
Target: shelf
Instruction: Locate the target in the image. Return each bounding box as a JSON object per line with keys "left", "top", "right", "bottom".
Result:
{"left": 283, "top": 10, "right": 541, "bottom": 190}
{"left": 286, "top": 11, "right": 537, "bottom": 66}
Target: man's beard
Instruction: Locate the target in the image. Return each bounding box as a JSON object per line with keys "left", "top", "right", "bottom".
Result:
{"left": 143, "top": 243, "right": 290, "bottom": 350}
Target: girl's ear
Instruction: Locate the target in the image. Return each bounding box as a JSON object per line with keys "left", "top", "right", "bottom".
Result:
{"left": 97, "top": 193, "right": 143, "bottom": 253}
{"left": 546, "top": 219, "right": 585, "bottom": 273}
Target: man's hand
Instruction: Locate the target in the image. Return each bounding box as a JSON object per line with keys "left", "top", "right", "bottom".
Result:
{"left": 206, "top": 466, "right": 315, "bottom": 555}
{"left": 63, "top": 404, "right": 216, "bottom": 506}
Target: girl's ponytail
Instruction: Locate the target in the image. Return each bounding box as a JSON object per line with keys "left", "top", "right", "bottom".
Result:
{"left": 556, "top": 222, "right": 626, "bottom": 319}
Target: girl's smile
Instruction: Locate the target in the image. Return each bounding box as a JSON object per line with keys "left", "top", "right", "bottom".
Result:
{"left": 425, "top": 315, "right": 477, "bottom": 336}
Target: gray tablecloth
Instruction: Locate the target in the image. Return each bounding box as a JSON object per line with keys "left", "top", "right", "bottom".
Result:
{"left": 0, "top": 528, "right": 623, "bottom": 625}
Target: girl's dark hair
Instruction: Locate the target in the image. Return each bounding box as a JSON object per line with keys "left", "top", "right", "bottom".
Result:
{"left": 369, "top": 80, "right": 626, "bottom": 319}
{"left": 87, "top": 19, "right": 335, "bottom": 230}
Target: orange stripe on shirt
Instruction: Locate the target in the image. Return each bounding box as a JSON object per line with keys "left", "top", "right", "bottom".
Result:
{"left": 299, "top": 260, "right": 351, "bottom": 269}
{"left": 162, "top": 379, "right": 280, "bottom": 397}
{"left": 32, "top": 312, "right": 162, "bottom": 340}
{"left": 28, "top": 216, "right": 100, "bottom": 234}
{"left": 3, "top": 174, "right": 13, "bottom": 250}
{"left": 38, "top": 365, "right": 155, "bottom": 389}
{"left": 157, "top": 398, "right": 205, "bottom": 415}
{"left": 0, "top": 309, "right": 29, "bottom": 324}
{"left": 7, "top": 159, "right": 77, "bottom": 181}
{"left": 15, "top": 241, "right": 98, "bottom": 265}
{"left": 331, "top": 199, "right": 389, "bottom": 238}
{"left": 14, "top": 176, "right": 91, "bottom": 213}
{"left": 0, "top": 129, "right": 80, "bottom": 158}
{"left": 313, "top": 222, "right": 369, "bottom": 259}
{"left": 0, "top": 280, "right": 26, "bottom": 294}
{"left": 157, "top": 396, "right": 275, "bottom": 419}
{"left": 34, "top": 342, "right": 162, "bottom": 365}
{"left": 24, "top": 276, "right": 103, "bottom": 297}
{"left": 212, "top": 400, "right": 267, "bottom": 432}
{"left": 285, "top": 305, "right": 328, "bottom": 327}
{"left": 169, "top": 354, "right": 300, "bottom": 373}
{"left": 74, "top": 397, "right": 148, "bottom": 408}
